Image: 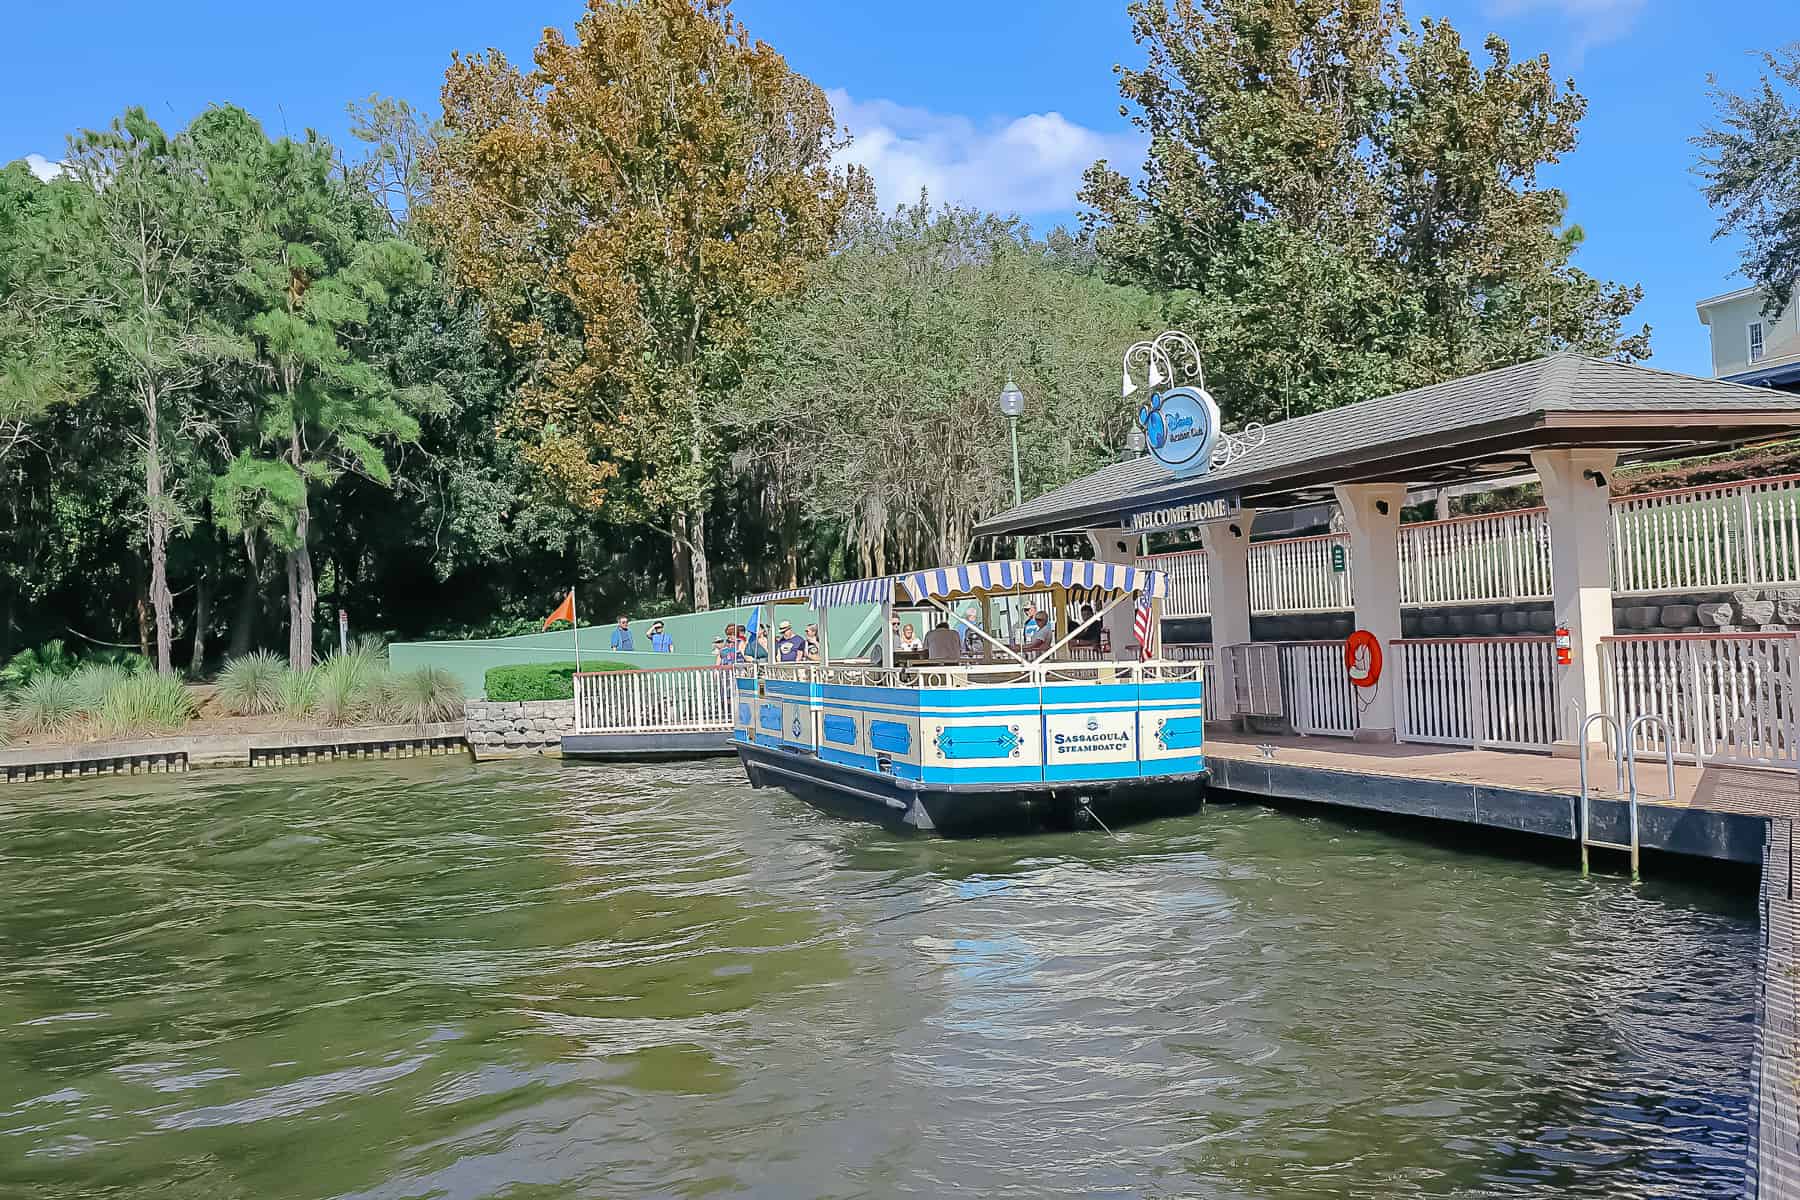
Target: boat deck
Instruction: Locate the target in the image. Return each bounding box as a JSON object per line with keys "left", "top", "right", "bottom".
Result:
{"left": 1202, "top": 730, "right": 1793, "bottom": 863}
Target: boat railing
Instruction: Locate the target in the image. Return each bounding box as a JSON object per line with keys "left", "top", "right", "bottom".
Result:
{"left": 746, "top": 660, "right": 1205, "bottom": 689}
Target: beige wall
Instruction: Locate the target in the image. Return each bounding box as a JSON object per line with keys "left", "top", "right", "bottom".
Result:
{"left": 1702, "top": 291, "right": 1800, "bottom": 379}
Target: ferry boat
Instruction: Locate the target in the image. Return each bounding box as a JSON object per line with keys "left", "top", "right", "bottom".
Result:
{"left": 731, "top": 560, "right": 1208, "bottom": 835}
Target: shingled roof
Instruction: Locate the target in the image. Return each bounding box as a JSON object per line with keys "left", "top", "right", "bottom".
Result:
{"left": 974, "top": 353, "right": 1800, "bottom": 539}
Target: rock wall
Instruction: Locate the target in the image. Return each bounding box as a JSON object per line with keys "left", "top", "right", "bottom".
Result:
{"left": 1164, "top": 587, "right": 1800, "bottom": 646}
{"left": 464, "top": 700, "right": 574, "bottom": 755}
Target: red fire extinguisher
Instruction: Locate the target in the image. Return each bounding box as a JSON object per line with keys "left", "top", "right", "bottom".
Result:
{"left": 1554, "top": 626, "right": 1572, "bottom": 666}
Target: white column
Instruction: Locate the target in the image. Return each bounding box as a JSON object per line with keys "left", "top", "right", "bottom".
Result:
{"left": 1198, "top": 512, "right": 1258, "bottom": 722}
{"left": 1085, "top": 528, "right": 1142, "bottom": 654}
{"left": 1333, "top": 483, "right": 1406, "bottom": 742}
{"left": 1532, "top": 448, "right": 1619, "bottom": 748}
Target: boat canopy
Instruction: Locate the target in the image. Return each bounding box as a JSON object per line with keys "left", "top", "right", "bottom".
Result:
{"left": 742, "top": 559, "right": 1166, "bottom": 611}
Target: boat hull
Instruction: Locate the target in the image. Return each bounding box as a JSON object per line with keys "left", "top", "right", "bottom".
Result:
{"left": 735, "top": 742, "right": 1206, "bottom": 836}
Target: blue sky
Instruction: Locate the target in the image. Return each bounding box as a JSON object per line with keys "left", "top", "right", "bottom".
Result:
{"left": 5, "top": 0, "right": 1796, "bottom": 376}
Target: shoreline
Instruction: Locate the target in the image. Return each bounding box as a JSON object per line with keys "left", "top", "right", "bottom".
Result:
{"left": 0, "top": 719, "right": 469, "bottom": 782}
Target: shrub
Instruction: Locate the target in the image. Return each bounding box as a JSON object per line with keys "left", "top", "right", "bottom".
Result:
{"left": 484, "top": 660, "right": 633, "bottom": 701}
{"left": 69, "top": 663, "right": 129, "bottom": 711}
{"left": 0, "top": 691, "right": 14, "bottom": 747}
{"left": 217, "top": 651, "right": 287, "bottom": 716}
{"left": 10, "top": 673, "right": 84, "bottom": 737}
{"left": 387, "top": 666, "right": 465, "bottom": 725}
{"left": 93, "top": 673, "right": 197, "bottom": 738}
{"left": 279, "top": 669, "right": 319, "bottom": 719}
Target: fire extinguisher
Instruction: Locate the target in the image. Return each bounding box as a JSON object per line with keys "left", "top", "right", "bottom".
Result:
{"left": 1554, "top": 626, "right": 1572, "bottom": 666}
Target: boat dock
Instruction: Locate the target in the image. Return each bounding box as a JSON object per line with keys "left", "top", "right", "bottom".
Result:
{"left": 1205, "top": 730, "right": 1777, "bottom": 864}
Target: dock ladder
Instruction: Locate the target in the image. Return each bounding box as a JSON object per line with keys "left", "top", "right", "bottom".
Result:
{"left": 1577, "top": 712, "right": 1676, "bottom": 882}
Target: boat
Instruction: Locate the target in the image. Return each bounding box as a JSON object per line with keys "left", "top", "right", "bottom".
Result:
{"left": 731, "top": 559, "right": 1208, "bottom": 835}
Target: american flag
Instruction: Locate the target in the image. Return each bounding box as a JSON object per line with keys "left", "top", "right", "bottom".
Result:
{"left": 1132, "top": 592, "right": 1154, "bottom": 660}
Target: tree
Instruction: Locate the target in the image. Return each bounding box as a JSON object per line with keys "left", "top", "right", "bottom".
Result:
{"left": 195, "top": 106, "right": 437, "bottom": 668}
{"left": 429, "top": 0, "right": 869, "bottom": 610}
{"left": 40, "top": 111, "right": 239, "bottom": 675}
{"left": 729, "top": 201, "right": 1157, "bottom": 574}
{"left": 1081, "top": 0, "right": 1649, "bottom": 425}
{"left": 1695, "top": 42, "right": 1800, "bottom": 313}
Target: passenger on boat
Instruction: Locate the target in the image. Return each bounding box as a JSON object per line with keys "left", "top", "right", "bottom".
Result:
{"left": 775, "top": 620, "right": 808, "bottom": 663}
{"left": 804, "top": 624, "right": 821, "bottom": 661}
{"left": 1021, "top": 604, "right": 1042, "bottom": 642}
{"left": 924, "top": 620, "right": 963, "bottom": 660}
{"left": 1071, "top": 604, "right": 1101, "bottom": 649}
{"left": 714, "top": 636, "right": 743, "bottom": 666}
{"left": 1021, "top": 612, "right": 1053, "bottom": 656}
{"left": 898, "top": 622, "right": 923, "bottom": 652}
{"left": 959, "top": 607, "right": 983, "bottom": 655}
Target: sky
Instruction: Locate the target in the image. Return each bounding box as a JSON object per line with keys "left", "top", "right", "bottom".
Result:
{"left": 5, "top": 0, "right": 1797, "bottom": 377}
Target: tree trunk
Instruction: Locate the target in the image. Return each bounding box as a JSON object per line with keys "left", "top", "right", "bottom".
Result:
{"left": 671, "top": 511, "right": 692, "bottom": 609}
{"left": 189, "top": 574, "right": 210, "bottom": 676}
{"left": 286, "top": 552, "right": 302, "bottom": 668}
{"left": 690, "top": 504, "right": 712, "bottom": 612}
{"left": 136, "top": 569, "right": 151, "bottom": 660}
{"left": 143, "top": 406, "right": 175, "bottom": 676}
{"left": 288, "top": 428, "right": 316, "bottom": 668}
{"left": 230, "top": 544, "right": 259, "bottom": 659}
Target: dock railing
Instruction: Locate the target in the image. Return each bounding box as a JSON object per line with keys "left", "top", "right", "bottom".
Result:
{"left": 573, "top": 665, "right": 736, "bottom": 734}
{"left": 1392, "top": 636, "right": 1559, "bottom": 751}
{"left": 1601, "top": 632, "right": 1800, "bottom": 767}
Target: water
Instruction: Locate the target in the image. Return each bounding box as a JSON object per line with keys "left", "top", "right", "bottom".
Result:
{"left": 0, "top": 759, "right": 1756, "bottom": 1199}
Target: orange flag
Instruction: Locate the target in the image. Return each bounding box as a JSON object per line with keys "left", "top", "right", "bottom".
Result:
{"left": 542, "top": 590, "right": 575, "bottom": 630}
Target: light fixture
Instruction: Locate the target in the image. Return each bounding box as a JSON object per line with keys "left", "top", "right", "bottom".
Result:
{"left": 1583, "top": 469, "right": 1608, "bottom": 488}
{"left": 1122, "top": 366, "right": 1137, "bottom": 399}
{"left": 997, "top": 376, "right": 1026, "bottom": 419}
{"left": 1147, "top": 358, "right": 1165, "bottom": 389}
{"left": 1125, "top": 426, "right": 1147, "bottom": 456}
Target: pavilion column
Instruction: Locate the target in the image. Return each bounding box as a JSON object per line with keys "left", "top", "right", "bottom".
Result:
{"left": 1333, "top": 483, "right": 1406, "bottom": 742}
{"left": 1198, "top": 512, "right": 1258, "bottom": 724}
{"left": 1531, "top": 448, "right": 1619, "bottom": 749}
{"left": 1084, "top": 528, "right": 1143, "bottom": 654}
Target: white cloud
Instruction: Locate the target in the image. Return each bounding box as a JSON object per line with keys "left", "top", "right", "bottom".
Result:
{"left": 826, "top": 89, "right": 1142, "bottom": 219}
{"left": 1483, "top": 0, "right": 1646, "bottom": 61}
{"left": 23, "top": 154, "right": 64, "bottom": 182}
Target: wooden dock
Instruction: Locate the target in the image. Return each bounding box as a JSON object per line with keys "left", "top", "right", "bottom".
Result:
{"left": 1204, "top": 730, "right": 1784, "bottom": 864}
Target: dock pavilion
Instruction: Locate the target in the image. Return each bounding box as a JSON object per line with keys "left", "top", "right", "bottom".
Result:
{"left": 973, "top": 352, "right": 1800, "bottom": 754}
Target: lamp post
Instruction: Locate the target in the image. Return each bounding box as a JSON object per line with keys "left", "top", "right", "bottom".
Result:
{"left": 997, "top": 376, "right": 1026, "bottom": 560}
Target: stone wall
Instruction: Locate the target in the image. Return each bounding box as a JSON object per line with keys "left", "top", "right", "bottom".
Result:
{"left": 464, "top": 700, "right": 574, "bottom": 755}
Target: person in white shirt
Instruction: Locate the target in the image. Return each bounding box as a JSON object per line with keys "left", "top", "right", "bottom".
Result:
{"left": 898, "top": 622, "right": 924, "bottom": 652}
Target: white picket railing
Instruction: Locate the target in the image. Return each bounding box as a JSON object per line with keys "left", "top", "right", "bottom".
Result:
{"left": 1602, "top": 633, "right": 1800, "bottom": 766}
{"left": 1166, "top": 642, "right": 1228, "bottom": 722}
{"left": 1252, "top": 536, "right": 1354, "bottom": 615}
{"left": 1276, "top": 640, "right": 1362, "bottom": 737}
{"left": 1393, "top": 637, "right": 1560, "bottom": 751}
{"left": 1611, "top": 474, "right": 1800, "bottom": 595}
{"left": 1397, "top": 509, "right": 1552, "bottom": 606}
{"left": 1142, "top": 472, "right": 1800, "bottom": 620}
{"left": 574, "top": 666, "right": 736, "bottom": 734}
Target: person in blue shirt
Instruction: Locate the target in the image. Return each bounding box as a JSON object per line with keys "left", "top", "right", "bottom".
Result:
{"left": 609, "top": 615, "right": 633, "bottom": 652}
{"left": 649, "top": 620, "right": 674, "bottom": 653}
{"left": 775, "top": 620, "right": 808, "bottom": 662}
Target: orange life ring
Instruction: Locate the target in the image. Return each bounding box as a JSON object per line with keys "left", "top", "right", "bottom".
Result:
{"left": 1345, "top": 631, "right": 1382, "bottom": 688}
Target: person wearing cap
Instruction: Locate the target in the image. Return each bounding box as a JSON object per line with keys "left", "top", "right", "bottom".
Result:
{"left": 804, "top": 623, "right": 821, "bottom": 662}
{"left": 609, "top": 615, "right": 634, "bottom": 652}
{"left": 714, "top": 635, "right": 743, "bottom": 666}
{"left": 649, "top": 619, "right": 673, "bottom": 653}
{"left": 774, "top": 619, "right": 807, "bottom": 663}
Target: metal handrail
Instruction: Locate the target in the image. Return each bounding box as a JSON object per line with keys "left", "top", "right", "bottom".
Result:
{"left": 1578, "top": 711, "right": 1626, "bottom": 878}
{"left": 1623, "top": 714, "right": 1677, "bottom": 883}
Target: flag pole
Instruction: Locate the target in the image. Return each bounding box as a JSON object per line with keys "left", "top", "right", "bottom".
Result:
{"left": 572, "top": 585, "right": 582, "bottom": 672}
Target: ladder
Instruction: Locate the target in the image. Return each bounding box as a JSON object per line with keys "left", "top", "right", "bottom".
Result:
{"left": 1577, "top": 712, "right": 1676, "bottom": 883}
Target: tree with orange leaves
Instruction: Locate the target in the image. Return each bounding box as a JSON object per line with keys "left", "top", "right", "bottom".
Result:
{"left": 428, "top": 0, "right": 868, "bottom": 610}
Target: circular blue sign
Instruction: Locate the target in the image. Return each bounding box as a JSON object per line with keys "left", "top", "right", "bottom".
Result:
{"left": 1137, "top": 385, "right": 1221, "bottom": 477}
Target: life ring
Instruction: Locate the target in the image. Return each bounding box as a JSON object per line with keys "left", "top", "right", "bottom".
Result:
{"left": 1345, "top": 630, "right": 1382, "bottom": 688}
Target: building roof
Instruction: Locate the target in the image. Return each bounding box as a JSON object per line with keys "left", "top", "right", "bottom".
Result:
{"left": 1696, "top": 284, "right": 1767, "bottom": 322}
{"left": 973, "top": 353, "right": 1800, "bottom": 539}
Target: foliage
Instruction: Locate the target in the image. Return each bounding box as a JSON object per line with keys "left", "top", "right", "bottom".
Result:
{"left": 731, "top": 201, "right": 1155, "bottom": 572}
{"left": 68, "top": 663, "right": 131, "bottom": 711}
{"left": 1, "top": 639, "right": 79, "bottom": 689}
{"left": 278, "top": 667, "right": 319, "bottom": 719}
{"left": 1694, "top": 43, "right": 1800, "bottom": 313}
{"left": 9, "top": 673, "right": 82, "bottom": 737}
{"left": 92, "top": 672, "right": 197, "bottom": 737}
{"left": 383, "top": 666, "right": 464, "bottom": 724}
{"left": 216, "top": 650, "right": 287, "bottom": 716}
{"left": 484, "top": 660, "right": 631, "bottom": 702}
{"left": 429, "top": 0, "right": 870, "bottom": 610}
{"left": 1079, "top": 0, "right": 1650, "bottom": 426}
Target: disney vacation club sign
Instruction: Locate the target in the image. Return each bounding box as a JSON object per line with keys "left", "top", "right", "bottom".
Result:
{"left": 1123, "top": 329, "right": 1265, "bottom": 482}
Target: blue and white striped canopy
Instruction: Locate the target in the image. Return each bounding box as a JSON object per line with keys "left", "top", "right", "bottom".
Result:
{"left": 741, "top": 576, "right": 896, "bottom": 609}
{"left": 898, "top": 560, "right": 1166, "bottom": 602}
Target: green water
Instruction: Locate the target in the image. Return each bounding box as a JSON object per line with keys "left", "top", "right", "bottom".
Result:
{"left": 0, "top": 759, "right": 1756, "bottom": 1199}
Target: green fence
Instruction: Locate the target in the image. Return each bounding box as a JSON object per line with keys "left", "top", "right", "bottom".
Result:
{"left": 391, "top": 602, "right": 885, "bottom": 698}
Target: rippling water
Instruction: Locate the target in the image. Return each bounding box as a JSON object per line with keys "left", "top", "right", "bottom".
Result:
{"left": 0, "top": 758, "right": 1756, "bottom": 1198}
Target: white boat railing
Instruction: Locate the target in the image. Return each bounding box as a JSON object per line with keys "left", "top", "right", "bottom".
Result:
{"left": 1601, "top": 632, "right": 1800, "bottom": 767}
{"left": 752, "top": 660, "right": 1205, "bottom": 690}
{"left": 573, "top": 666, "right": 736, "bottom": 734}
